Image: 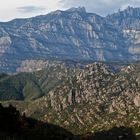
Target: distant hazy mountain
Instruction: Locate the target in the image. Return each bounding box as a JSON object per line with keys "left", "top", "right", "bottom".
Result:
{"left": 1, "top": 7, "right": 140, "bottom": 72}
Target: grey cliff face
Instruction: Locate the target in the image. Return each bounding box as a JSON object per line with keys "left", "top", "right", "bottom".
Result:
{"left": 1, "top": 7, "right": 140, "bottom": 72}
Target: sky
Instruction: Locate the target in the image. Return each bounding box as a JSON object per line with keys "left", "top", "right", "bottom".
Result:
{"left": 0, "top": 0, "right": 140, "bottom": 21}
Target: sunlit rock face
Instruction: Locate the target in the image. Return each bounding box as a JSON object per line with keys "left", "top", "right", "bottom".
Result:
{"left": 134, "top": 95, "right": 140, "bottom": 107}
{"left": 1, "top": 7, "right": 140, "bottom": 72}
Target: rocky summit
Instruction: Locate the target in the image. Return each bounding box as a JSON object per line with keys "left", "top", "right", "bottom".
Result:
{"left": 1, "top": 7, "right": 140, "bottom": 72}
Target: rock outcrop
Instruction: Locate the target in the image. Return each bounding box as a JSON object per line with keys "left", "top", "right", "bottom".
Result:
{"left": 1, "top": 62, "right": 140, "bottom": 135}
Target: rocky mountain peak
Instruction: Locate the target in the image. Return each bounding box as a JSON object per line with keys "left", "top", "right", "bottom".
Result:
{"left": 49, "top": 10, "right": 62, "bottom": 16}
{"left": 124, "top": 6, "right": 140, "bottom": 17}
{"left": 66, "top": 7, "right": 86, "bottom": 13}
{"left": 108, "top": 6, "right": 140, "bottom": 18}
{"left": 107, "top": 6, "right": 140, "bottom": 29}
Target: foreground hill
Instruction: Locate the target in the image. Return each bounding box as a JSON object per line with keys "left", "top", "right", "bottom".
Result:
{"left": 0, "top": 104, "right": 73, "bottom": 140}
{"left": 0, "top": 104, "right": 138, "bottom": 140}
{"left": 1, "top": 7, "right": 140, "bottom": 72}
{"left": 0, "top": 62, "right": 140, "bottom": 138}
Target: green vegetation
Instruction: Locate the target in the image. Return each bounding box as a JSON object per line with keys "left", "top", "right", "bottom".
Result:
{"left": 0, "top": 104, "right": 138, "bottom": 140}
{"left": 0, "top": 65, "right": 75, "bottom": 101}
{"left": 0, "top": 104, "right": 73, "bottom": 140}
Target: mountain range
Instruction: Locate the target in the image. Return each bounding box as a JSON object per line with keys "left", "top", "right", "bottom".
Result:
{"left": 1, "top": 6, "right": 140, "bottom": 72}
{"left": 0, "top": 6, "right": 140, "bottom": 139}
